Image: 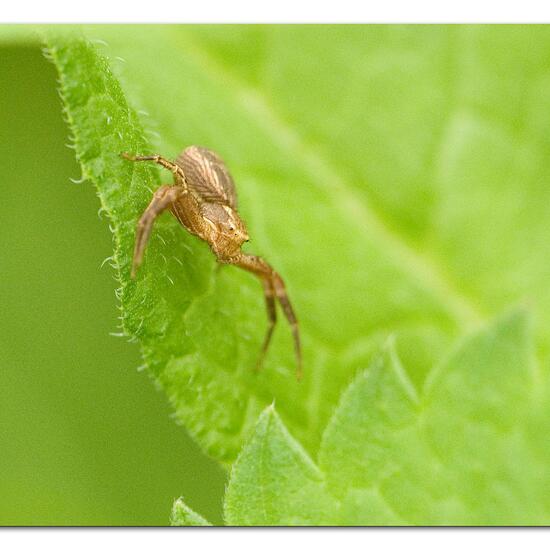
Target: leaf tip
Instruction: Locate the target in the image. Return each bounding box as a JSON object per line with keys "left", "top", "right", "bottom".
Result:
{"left": 170, "top": 497, "right": 211, "bottom": 526}
{"left": 259, "top": 402, "right": 278, "bottom": 426}
{"left": 383, "top": 339, "right": 419, "bottom": 404}
{"left": 424, "top": 305, "right": 534, "bottom": 397}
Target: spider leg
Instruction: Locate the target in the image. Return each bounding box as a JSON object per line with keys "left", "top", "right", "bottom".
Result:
{"left": 121, "top": 152, "right": 187, "bottom": 185}
{"left": 272, "top": 272, "right": 302, "bottom": 380}
{"left": 256, "top": 277, "right": 277, "bottom": 372}
{"left": 232, "top": 253, "right": 302, "bottom": 379}
{"left": 132, "top": 185, "right": 183, "bottom": 278}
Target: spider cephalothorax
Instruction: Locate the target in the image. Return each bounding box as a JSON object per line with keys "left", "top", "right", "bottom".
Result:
{"left": 199, "top": 202, "right": 249, "bottom": 259}
{"left": 122, "top": 146, "right": 302, "bottom": 379}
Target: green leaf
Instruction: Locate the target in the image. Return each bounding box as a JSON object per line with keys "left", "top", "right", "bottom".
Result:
{"left": 180, "top": 27, "right": 550, "bottom": 338}
{"left": 227, "top": 311, "right": 550, "bottom": 525}
{"left": 170, "top": 498, "right": 211, "bottom": 526}
{"left": 321, "top": 310, "right": 540, "bottom": 525}
{"left": 224, "top": 406, "right": 336, "bottom": 525}
{"left": 46, "top": 29, "right": 470, "bottom": 465}
{"left": 318, "top": 340, "right": 419, "bottom": 499}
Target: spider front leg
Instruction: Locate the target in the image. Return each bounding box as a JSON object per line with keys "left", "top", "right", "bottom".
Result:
{"left": 131, "top": 184, "right": 184, "bottom": 278}
{"left": 121, "top": 152, "right": 186, "bottom": 180}
{"left": 256, "top": 278, "right": 277, "bottom": 372}
{"left": 272, "top": 272, "right": 302, "bottom": 380}
{"left": 234, "top": 254, "right": 302, "bottom": 379}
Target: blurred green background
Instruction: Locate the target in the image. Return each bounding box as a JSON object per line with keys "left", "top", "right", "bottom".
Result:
{"left": 0, "top": 45, "right": 226, "bottom": 525}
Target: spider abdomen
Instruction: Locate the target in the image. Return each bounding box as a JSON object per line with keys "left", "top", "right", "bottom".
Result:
{"left": 176, "top": 145, "right": 238, "bottom": 208}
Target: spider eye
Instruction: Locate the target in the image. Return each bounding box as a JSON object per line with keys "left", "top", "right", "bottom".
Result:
{"left": 229, "top": 225, "right": 235, "bottom": 232}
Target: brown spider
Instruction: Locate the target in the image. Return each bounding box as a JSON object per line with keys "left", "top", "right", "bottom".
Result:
{"left": 122, "top": 146, "right": 302, "bottom": 379}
